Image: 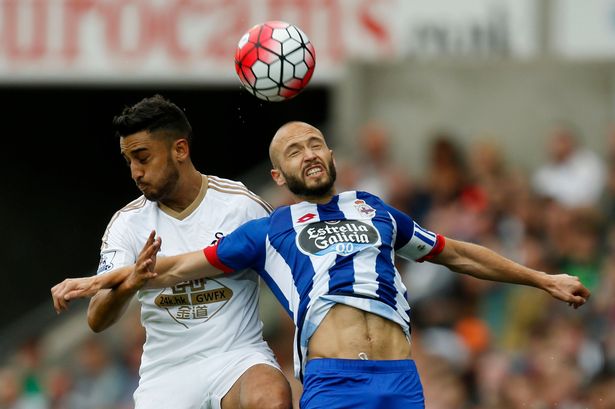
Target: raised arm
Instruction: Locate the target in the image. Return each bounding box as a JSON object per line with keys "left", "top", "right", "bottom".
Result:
{"left": 51, "top": 262, "right": 134, "bottom": 315}
{"left": 86, "top": 231, "right": 166, "bottom": 331}
{"left": 141, "top": 247, "right": 221, "bottom": 289}
{"left": 51, "top": 231, "right": 223, "bottom": 314}
{"left": 88, "top": 274, "right": 140, "bottom": 332}
{"left": 431, "top": 237, "right": 590, "bottom": 308}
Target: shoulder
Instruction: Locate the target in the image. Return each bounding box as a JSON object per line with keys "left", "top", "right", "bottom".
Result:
{"left": 119, "top": 195, "right": 149, "bottom": 212}
{"left": 101, "top": 196, "right": 153, "bottom": 248}
{"left": 266, "top": 205, "right": 295, "bottom": 230}
{"left": 353, "top": 190, "right": 388, "bottom": 209}
{"left": 105, "top": 196, "right": 151, "bottom": 227}
{"left": 269, "top": 204, "right": 291, "bottom": 220}
{"left": 227, "top": 216, "right": 271, "bottom": 240}
{"left": 352, "top": 191, "right": 405, "bottom": 220}
{"left": 355, "top": 190, "right": 384, "bottom": 202}
{"left": 207, "top": 175, "right": 273, "bottom": 214}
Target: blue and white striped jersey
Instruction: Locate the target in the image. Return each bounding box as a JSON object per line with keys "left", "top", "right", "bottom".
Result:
{"left": 205, "top": 190, "right": 444, "bottom": 378}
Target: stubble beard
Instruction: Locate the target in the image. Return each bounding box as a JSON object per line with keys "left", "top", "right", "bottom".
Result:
{"left": 142, "top": 155, "right": 180, "bottom": 202}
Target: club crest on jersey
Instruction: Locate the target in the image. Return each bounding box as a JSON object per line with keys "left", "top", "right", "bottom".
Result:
{"left": 97, "top": 251, "right": 116, "bottom": 274}
{"left": 297, "top": 220, "right": 380, "bottom": 256}
{"left": 353, "top": 200, "right": 376, "bottom": 218}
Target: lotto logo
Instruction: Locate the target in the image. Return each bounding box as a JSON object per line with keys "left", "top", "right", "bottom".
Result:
{"left": 297, "top": 213, "right": 316, "bottom": 223}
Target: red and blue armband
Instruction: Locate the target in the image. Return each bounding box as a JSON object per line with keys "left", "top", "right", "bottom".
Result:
{"left": 416, "top": 234, "right": 446, "bottom": 262}
{"left": 203, "top": 241, "right": 235, "bottom": 274}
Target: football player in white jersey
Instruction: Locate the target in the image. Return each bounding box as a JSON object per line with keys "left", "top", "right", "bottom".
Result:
{"left": 64, "top": 95, "right": 291, "bottom": 409}
{"left": 53, "top": 121, "right": 590, "bottom": 408}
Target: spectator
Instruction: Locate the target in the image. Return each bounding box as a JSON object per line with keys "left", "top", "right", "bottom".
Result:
{"left": 532, "top": 124, "right": 606, "bottom": 208}
{"left": 65, "top": 337, "right": 127, "bottom": 409}
{"left": 352, "top": 120, "right": 414, "bottom": 209}
{"left": 0, "top": 366, "right": 46, "bottom": 409}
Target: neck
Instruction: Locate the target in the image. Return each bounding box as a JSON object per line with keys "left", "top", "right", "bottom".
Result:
{"left": 160, "top": 166, "right": 204, "bottom": 212}
{"left": 294, "top": 187, "right": 337, "bottom": 205}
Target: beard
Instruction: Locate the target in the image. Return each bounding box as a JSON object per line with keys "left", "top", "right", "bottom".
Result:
{"left": 282, "top": 157, "right": 337, "bottom": 198}
{"left": 141, "top": 154, "right": 180, "bottom": 202}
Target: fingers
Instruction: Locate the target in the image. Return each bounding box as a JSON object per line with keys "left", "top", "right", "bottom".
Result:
{"left": 137, "top": 230, "right": 157, "bottom": 258}
{"left": 51, "top": 277, "right": 100, "bottom": 314}
{"left": 139, "top": 233, "right": 161, "bottom": 260}
{"left": 139, "top": 240, "right": 160, "bottom": 265}
{"left": 134, "top": 235, "right": 161, "bottom": 282}
{"left": 577, "top": 285, "right": 591, "bottom": 300}
{"left": 569, "top": 280, "right": 591, "bottom": 308}
{"left": 51, "top": 284, "right": 62, "bottom": 313}
{"left": 54, "top": 283, "right": 67, "bottom": 313}
{"left": 51, "top": 281, "right": 71, "bottom": 314}
{"left": 136, "top": 259, "right": 157, "bottom": 278}
{"left": 551, "top": 274, "right": 591, "bottom": 309}
{"left": 566, "top": 283, "right": 589, "bottom": 308}
{"left": 144, "top": 230, "right": 158, "bottom": 250}
{"left": 148, "top": 237, "right": 161, "bottom": 256}
{"left": 568, "top": 295, "right": 587, "bottom": 309}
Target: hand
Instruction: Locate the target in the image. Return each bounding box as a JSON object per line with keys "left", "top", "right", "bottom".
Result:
{"left": 124, "top": 230, "right": 161, "bottom": 291}
{"left": 50, "top": 232, "right": 161, "bottom": 314}
{"left": 545, "top": 273, "right": 591, "bottom": 308}
{"left": 51, "top": 276, "right": 101, "bottom": 314}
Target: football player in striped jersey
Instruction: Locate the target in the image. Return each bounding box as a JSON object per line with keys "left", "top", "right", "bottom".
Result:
{"left": 53, "top": 121, "right": 590, "bottom": 409}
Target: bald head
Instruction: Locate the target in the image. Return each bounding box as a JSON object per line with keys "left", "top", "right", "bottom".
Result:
{"left": 268, "top": 121, "right": 337, "bottom": 202}
{"left": 269, "top": 121, "right": 325, "bottom": 168}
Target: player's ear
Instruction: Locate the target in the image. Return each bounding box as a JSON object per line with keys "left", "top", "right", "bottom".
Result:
{"left": 271, "top": 168, "right": 286, "bottom": 187}
{"left": 174, "top": 138, "right": 190, "bottom": 162}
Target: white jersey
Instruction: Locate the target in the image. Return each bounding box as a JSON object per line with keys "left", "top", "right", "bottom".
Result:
{"left": 97, "top": 175, "right": 273, "bottom": 377}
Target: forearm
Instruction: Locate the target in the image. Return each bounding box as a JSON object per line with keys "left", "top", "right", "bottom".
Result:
{"left": 87, "top": 255, "right": 195, "bottom": 330}
{"left": 87, "top": 283, "right": 136, "bottom": 332}
{"left": 86, "top": 265, "right": 140, "bottom": 331}
{"left": 434, "top": 239, "right": 550, "bottom": 290}
{"left": 432, "top": 238, "right": 591, "bottom": 307}
{"left": 95, "top": 265, "right": 134, "bottom": 289}
{"left": 143, "top": 250, "right": 219, "bottom": 289}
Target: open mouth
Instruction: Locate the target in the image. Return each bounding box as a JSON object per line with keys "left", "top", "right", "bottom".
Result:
{"left": 305, "top": 165, "right": 324, "bottom": 177}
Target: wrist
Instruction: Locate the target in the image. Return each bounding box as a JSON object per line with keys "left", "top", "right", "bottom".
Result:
{"left": 92, "top": 275, "right": 103, "bottom": 289}
{"left": 122, "top": 266, "right": 149, "bottom": 292}
{"left": 122, "top": 275, "right": 144, "bottom": 293}
{"left": 536, "top": 271, "right": 554, "bottom": 292}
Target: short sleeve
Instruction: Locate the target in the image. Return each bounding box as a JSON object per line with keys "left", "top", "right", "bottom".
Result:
{"left": 238, "top": 184, "right": 274, "bottom": 219}
{"left": 385, "top": 204, "right": 446, "bottom": 262}
{"left": 204, "top": 217, "right": 269, "bottom": 273}
{"left": 97, "top": 212, "right": 138, "bottom": 275}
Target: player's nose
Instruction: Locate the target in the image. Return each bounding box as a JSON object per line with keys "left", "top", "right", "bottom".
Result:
{"left": 303, "top": 147, "right": 318, "bottom": 161}
{"left": 130, "top": 163, "right": 144, "bottom": 180}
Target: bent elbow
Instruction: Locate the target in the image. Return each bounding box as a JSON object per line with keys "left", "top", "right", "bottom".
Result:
{"left": 87, "top": 312, "right": 107, "bottom": 333}
{"left": 87, "top": 299, "right": 112, "bottom": 333}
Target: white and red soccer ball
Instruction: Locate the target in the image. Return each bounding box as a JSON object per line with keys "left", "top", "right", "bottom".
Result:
{"left": 234, "top": 21, "right": 316, "bottom": 102}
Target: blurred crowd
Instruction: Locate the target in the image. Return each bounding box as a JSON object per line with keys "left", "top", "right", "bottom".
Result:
{"left": 2, "top": 122, "right": 615, "bottom": 409}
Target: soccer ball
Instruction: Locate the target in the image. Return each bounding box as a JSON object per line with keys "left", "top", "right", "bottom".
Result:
{"left": 234, "top": 21, "right": 316, "bottom": 102}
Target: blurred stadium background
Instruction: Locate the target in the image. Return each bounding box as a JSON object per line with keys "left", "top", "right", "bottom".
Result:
{"left": 1, "top": 0, "right": 615, "bottom": 408}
